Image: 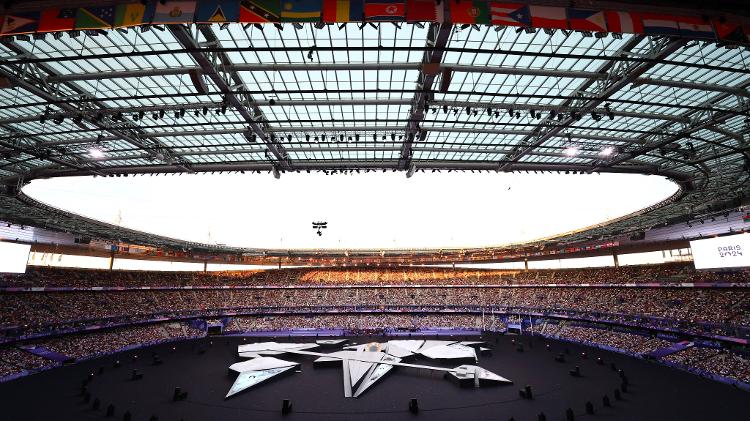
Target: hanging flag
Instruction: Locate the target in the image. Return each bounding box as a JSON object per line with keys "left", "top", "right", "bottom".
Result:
{"left": 114, "top": 3, "right": 147, "bottom": 28}
{"left": 322, "top": 0, "right": 363, "bottom": 22}
{"left": 364, "top": 0, "right": 406, "bottom": 22}
{"left": 75, "top": 6, "right": 116, "bottom": 30}
{"left": 641, "top": 13, "right": 680, "bottom": 36}
{"left": 240, "top": 0, "right": 281, "bottom": 22}
{"left": 489, "top": 2, "right": 530, "bottom": 27}
{"left": 149, "top": 1, "right": 197, "bottom": 24}
{"left": 604, "top": 10, "right": 643, "bottom": 34}
{"left": 711, "top": 19, "right": 748, "bottom": 44}
{"left": 567, "top": 8, "right": 607, "bottom": 32}
{"left": 450, "top": 0, "right": 489, "bottom": 25}
{"left": 37, "top": 8, "right": 76, "bottom": 32}
{"left": 675, "top": 16, "right": 714, "bottom": 39}
{"left": 529, "top": 5, "right": 567, "bottom": 30}
{"left": 1, "top": 13, "right": 39, "bottom": 35}
{"left": 195, "top": 0, "right": 241, "bottom": 23}
{"left": 743, "top": 213, "right": 750, "bottom": 223}
{"left": 280, "top": 0, "right": 322, "bottom": 22}
{"left": 406, "top": 0, "right": 441, "bottom": 22}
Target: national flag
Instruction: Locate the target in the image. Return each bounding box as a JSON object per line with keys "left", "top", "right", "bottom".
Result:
{"left": 641, "top": 13, "right": 680, "bottom": 36}
{"left": 37, "top": 8, "right": 76, "bottom": 32}
{"left": 0, "top": 13, "right": 38, "bottom": 35}
{"left": 322, "top": 0, "right": 364, "bottom": 22}
{"left": 114, "top": 3, "right": 147, "bottom": 28}
{"left": 450, "top": 0, "right": 489, "bottom": 25}
{"left": 567, "top": 8, "right": 606, "bottom": 32}
{"left": 280, "top": 0, "right": 322, "bottom": 22}
{"left": 239, "top": 0, "right": 281, "bottom": 22}
{"left": 675, "top": 16, "right": 714, "bottom": 39}
{"left": 148, "top": 1, "right": 197, "bottom": 24}
{"left": 75, "top": 6, "right": 116, "bottom": 30}
{"left": 195, "top": 0, "right": 241, "bottom": 23}
{"left": 529, "top": 5, "right": 567, "bottom": 30}
{"left": 406, "top": 0, "right": 441, "bottom": 22}
{"left": 489, "top": 2, "right": 530, "bottom": 27}
{"left": 743, "top": 213, "right": 750, "bottom": 223}
{"left": 604, "top": 10, "right": 643, "bottom": 34}
{"left": 364, "top": 0, "right": 405, "bottom": 22}
{"left": 711, "top": 19, "right": 748, "bottom": 44}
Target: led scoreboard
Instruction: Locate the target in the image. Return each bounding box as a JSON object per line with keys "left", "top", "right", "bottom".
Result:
{"left": 690, "top": 233, "right": 750, "bottom": 270}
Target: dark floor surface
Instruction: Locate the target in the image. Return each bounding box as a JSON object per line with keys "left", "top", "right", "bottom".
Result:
{"left": 1, "top": 333, "right": 747, "bottom": 421}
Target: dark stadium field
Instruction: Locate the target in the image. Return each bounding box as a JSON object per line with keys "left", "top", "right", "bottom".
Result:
{"left": 1, "top": 334, "right": 746, "bottom": 421}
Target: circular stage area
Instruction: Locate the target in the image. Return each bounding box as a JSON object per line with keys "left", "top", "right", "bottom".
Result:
{"left": 1, "top": 334, "right": 746, "bottom": 421}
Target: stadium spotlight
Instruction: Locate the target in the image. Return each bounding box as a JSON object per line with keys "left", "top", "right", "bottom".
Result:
{"left": 599, "top": 146, "right": 615, "bottom": 157}
{"left": 563, "top": 146, "right": 580, "bottom": 157}
{"left": 274, "top": 23, "right": 284, "bottom": 31}
{"left": 202, "top": 106, "right": 208, "bottom": 115}
{"left": 159, "top": 109, "right": 165, "bottom": 119}
{"left": 305, "top": 134, "right": 310, "bottom": 142}
{"left": 293, "top": 22, "right": 303, "bottom": 30}
{"left": 315, "top": 21, "right": 327, "bottom": 29}
{"left": 88, "top": 146, "right": 104, "bottom": 159}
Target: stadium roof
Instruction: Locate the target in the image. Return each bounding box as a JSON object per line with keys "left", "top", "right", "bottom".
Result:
{"left": 0, "top": 3, "right": 749, "bottom": 257}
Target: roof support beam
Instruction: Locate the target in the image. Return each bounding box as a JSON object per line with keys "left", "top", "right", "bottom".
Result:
{"left": 498, "top": 37, "right": 687, "bottom": 171}
{"left": 168, "top": 25, "right": 291, "bottom": 170}
{"left": 400, "top": 22, "right": 453, "bottom": 170}
{"left": 0, "top": 41, "right": 192, "bottom": 174}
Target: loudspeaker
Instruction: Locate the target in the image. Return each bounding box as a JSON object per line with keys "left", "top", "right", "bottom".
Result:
{"left": 131, "top": 369, "right": 143, "bottom": 380}
{"left": 92, "top": 398, "right": 100, "bottom": 410}
{"left": 149, "top": 415, "right": 158, "bottom": 421}
{"left": 123, "top": 411, "right": 132, "bottom": 421}
{"left": 569, "top": 366, "right": 581, "bottom": 377}
{"left": 106, "top": 404, "right": 115, "bottom": 417}
{"left": 602, "top": 395, "right": 611, "bottom": 407}
{"left": 524, "top": 385, "right": 533, "bottom": 399}
{"left": 566, "top": 407, "right": 575, "bottom": 421}
{"left": 585, "top": 401, "right": 594, "bottom": 414}
{"left": 409, "top": 398, "right": 419, "bottom": 414}
{"left": 614, "top": 389, "right": 622, "bottom": 400}
{"left": 113, "top": 360, "right": 121, "bottom": 368}
{"left": 173, "top": 387, "right": 188, "bottom": 401}
{"left": 282, "top": 399, "right": 292, "bottom": 415}
{"left": 537, "top": 413, "right": 546, "bottom": 421}
{"left": 555, "top": 353, "right": 565, "bottom": 362}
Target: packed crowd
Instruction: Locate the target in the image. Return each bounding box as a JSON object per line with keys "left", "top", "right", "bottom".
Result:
{"left": 664, "top": 346, "right": 750, "bottom": 384}
{"left": 37, "top": 322, "right": 203, "bottom": 360}
{"left": 545, "top": 323, "right": 750, "bottom": 384}
{"left": 3, "top": 264, "right": 748, "bottom": 288}
{"left": 2, "top": 287, "right": 747, "bottom": 334}
{"left": 224, "top": 314, "right": 503, "bottom": 332}
{"left": 546, "top": 324, "right": 673, "bottom": 355}
{"left": 0, "top": 321, "right": 202, "bottom": 379}
{"left": 0, "top": 345, "right": 54, "bottom": 378}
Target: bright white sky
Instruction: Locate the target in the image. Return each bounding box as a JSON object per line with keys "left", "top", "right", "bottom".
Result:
{"left": 23, "top": 172, "right": 677, "bottom": 250}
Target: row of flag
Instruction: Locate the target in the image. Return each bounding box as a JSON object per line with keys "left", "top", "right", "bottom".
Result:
{"left": 1, "top": 1, "right": 748, "bottom": 44}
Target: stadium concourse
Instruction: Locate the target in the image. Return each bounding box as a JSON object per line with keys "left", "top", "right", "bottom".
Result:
{"left": 1, "top": 0, "right": 750, "bottom": 420}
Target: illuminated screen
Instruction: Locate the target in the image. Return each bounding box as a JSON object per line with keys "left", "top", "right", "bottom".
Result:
{"left": 690, "top": 234, "right": 750, "bottom": 270}
{"left": 0, "top": 241, "right": 31, "bottom": 273}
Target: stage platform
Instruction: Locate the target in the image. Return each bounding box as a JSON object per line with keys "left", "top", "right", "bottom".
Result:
{"left": 0, "top": 334, "right": 746, "bottom": 420}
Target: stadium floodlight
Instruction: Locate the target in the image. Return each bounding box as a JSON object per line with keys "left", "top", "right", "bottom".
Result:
{"left": 599, "top": 146, "right": 615, "bottom": 157}
{"left": 563, "top": 146, "right": 580, "bottom": 157}
{"left": 88, "top": 147, "right": 105, "bottom": 159}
